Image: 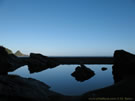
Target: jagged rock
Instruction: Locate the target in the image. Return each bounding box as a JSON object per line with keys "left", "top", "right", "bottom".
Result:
{"left": 15, "top": 50, "right": 28, "bottom": 56}
{"left": 112, "top": 50, "right": 135, "bottom": 83}
{"left": 71, "top": 64, "right": 95, "bottom": 82}
{"left": 101, "top": 67, "right": 107, "bottom": 71}
{"left": 0, "top": 75, "right": 62, "bottom": 101}
{"left": 28, "top": 53, "right": 59, "bottom": 73}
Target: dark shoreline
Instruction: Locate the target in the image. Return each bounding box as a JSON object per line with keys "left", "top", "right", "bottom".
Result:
{"left": 20, "top": 56, "right": 113, "bottom": 65}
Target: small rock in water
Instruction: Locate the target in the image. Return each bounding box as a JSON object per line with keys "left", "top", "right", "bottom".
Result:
{"left": 71, "top": 64, "right": 95, "bottom": 82}
{"left": 101, "top": 67, "right": 107, "bottom": 71}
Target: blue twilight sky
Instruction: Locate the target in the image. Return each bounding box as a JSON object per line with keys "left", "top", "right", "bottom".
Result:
{"left": 0, "top": 0, "right": 135, "bottom": 56}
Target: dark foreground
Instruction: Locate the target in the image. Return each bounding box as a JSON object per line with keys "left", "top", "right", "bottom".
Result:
{"left": 0, "top": 74, "right": 134, "bottom": 101}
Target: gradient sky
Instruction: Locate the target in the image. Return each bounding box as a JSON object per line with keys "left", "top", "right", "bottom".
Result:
{"left": 0, "top": 0, "right": 135, "bottom": 56}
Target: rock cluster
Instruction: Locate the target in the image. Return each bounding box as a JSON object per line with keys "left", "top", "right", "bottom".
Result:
{"left": 0, "top": 46, "right": 59, "bottom": 74}
{"left": 81, "top": 50, "right": 135, "bottom": 100}
{"left": 0, "top": 46, "right": 79, "bottom": 101}
{"left": 1, "top": 45, "right": 135, "bottom": 100}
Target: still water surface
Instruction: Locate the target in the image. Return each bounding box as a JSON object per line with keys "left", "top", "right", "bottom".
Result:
{"left": 9, "top": 65, "right": 114, "bottom": 96}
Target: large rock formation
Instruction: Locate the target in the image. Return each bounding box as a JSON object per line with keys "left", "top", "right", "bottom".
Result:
{"left": 0, "top": 46, "right": 26, "bottom": 74}
{"left": 112, "top": 50, "right": 135, "bottom": 83}
{"left": 71, "top": 64, "right": 95, "bottom": 82}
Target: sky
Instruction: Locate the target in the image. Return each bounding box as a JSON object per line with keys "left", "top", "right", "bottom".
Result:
{"left": 0, "top": 0, "right": 135, "bottom": 56}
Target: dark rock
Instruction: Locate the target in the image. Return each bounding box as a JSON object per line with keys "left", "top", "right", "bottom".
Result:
{"left": 0, "top": 46, "right": 10, "bottom": 75}
{"left": 0, "top": 46, "right": 59, "bottom": 74}
{"left": 81, "top": 75, "right": 135, "bottom": 100}
{"left": 0, "top": 75, "right": 62, "bottom": 101}
{"left": 71, "top": 64, "right": 95, "bottom": 82}
{"left": 28, "top": 53, "right": 59, "bottom": 73}
{"left": 112, "top": 50, "right": 135, "bottom": 83}
{"left": 101, "top": 67, "right": 107, "bottom": 71}
{"left": 0, "top": 46, "right": 28, "bottom": 74}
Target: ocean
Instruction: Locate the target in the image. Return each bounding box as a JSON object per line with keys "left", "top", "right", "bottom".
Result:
{"left": 9, "top": 65, "right": 114, "bottom": 96}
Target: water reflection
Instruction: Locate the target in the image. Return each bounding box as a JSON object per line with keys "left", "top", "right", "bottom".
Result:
{"left": 9, "top": 65, "right": 114, "bottom": 96}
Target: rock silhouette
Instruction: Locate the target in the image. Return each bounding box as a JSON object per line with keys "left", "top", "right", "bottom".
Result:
{"left": 71, "top": 64, "right": 95, "bottom": 82}
{"left": 0, "top": 46, "right": 26, "bottom": 74}
{"left": 28, "top": 53, "right": 59, "bottom": 73}
{"left": 112, "top": 50, "right": 135, "bottom": 83}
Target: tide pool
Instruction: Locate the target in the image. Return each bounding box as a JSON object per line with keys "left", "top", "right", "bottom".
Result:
{"left": 9, "top": 65, "right": 114, "bottom": 96}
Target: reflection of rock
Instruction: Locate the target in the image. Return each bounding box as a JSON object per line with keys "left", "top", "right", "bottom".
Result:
{"left": 101, "top": 67, "right": 107, "bottom": 71}
{"left": 112, "top": 50, "right": 135, "bottom": 83}
{"left": 71, "top": 64, "right": 95, "bottom": 82}
{"left": 0, "top": 75, "right": 62, "bottom": 101}
{"left": 28, "top": 53, "right": 59, "bottom": 73}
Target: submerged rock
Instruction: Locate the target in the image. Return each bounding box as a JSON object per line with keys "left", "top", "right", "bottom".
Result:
{"left": 0, "top": 75, "right": 62, "bottom": 101}
{"left": 101, "top": 67, "right": 107, "bottom": 71}
{"left": 71, "top": 64, "right": 95, "bottom": 82}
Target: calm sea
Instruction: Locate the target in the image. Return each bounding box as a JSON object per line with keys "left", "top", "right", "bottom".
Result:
{"left": 9, "top": 65, "right": 114, "bottom": 96}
